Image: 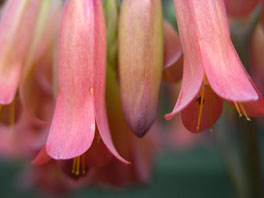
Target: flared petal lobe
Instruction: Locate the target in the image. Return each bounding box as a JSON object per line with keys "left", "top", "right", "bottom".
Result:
{"left": 32, "top": 146, "right": 52, "bottom": 165}
{"left": 46, "top": 0, "right": 96, "bottom": 160}
{"left": 166, "top": 0, "right": 206, "bottom": 120}
{"left": 173, "top": 0, "right": 257, "bottom": 103}
{"left": 119, "top": 0, "right": 163, "bottom": 137}
{"left": 92, "top": 0, "right": 129, "bottom": 164}
{"left": 196, "top": 0, "right": 257, "bottom": 102}
{"left": 165, "top": 59, "right": 204, "bottom": 120}
{"left": 163, "top": 21, "right": 182, "bottom": 69}
{"left": 0, "top": 0, "right": 40, "bottom": 104}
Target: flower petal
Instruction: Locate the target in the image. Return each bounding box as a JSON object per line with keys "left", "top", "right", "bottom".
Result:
{"left": 166, "top": 0, "right": 207, "bottom": 120}
{"left": 46, "top": 0, "right": 96, "bottom": 160}
{"left": 241, "top": 77, "right": 264, "bottom": 117}
{"left": 165, "top": 58, "right": 204, "bottom": 120}
{"left": 92, "top": 0, "right": 129, "bottom": 164}
{"left": 195, "top": 0, "right": 258, "bottom": 102}
{"left": 163, "top": 20, "right": 183, "bottom": 83}
{"left": 0, "top": 0, "right": 40, "bottom": 104}
{"left": 32, "top": 146, "right": 52, "bottom": 165}
{"left": 163, "top": 20, "right": 182, "bottom": 69}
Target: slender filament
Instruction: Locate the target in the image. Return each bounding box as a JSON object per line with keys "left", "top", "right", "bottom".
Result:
{"left": 197, "top": 85, "right": 205, "bottom": 131}
{"left": 72, "top": 155, "right": 86, "bottom": 175}
{"left": 234, "top": 102, "right": 242, "bottom": 117}
{"left": 76, "top": 156, "right": 80, "bottom": 175}
{"left": 72, "top": 158, "right": 77, "bottom": 174}
{"left": 81, "top": 155, "right": 86, "bottom": 174}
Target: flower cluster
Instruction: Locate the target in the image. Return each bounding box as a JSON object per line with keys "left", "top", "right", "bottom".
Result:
{"left": 0, "top": 0, "right": 263, "bottom": 194}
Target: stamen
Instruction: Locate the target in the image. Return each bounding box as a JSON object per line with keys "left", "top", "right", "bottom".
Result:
{"left": 234, "top": 102, "right": 242, "bottom": 117}
{"left": 81, "top": 155, "right": 86, "bottom": 174}
{"left": 197, "top": 85, "right": 205, "bottom": 131}
{"left": 72, "top": 158, "right": 77, "bottom": 174}
{"left": 239, "top": 103, "right": 251, "bottom": 121}
{"left": 76, "top": 156, "right": 80, "bottom": 175}
{"left": 72, "top": 155, "right": 86, "bottom": 176}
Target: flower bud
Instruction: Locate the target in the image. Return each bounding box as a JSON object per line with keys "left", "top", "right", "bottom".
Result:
{"left": 119, "top": 0, "right": 163, "bottom": 137}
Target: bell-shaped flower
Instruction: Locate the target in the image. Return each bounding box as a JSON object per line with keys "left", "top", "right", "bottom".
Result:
{"left": 46, "top": 0, "right": 128, "bottom": 163}
{"left": 0, "top": 0, "right": 47, "bottom": 105}
{"left": 166, "top": 0, "right": 264, "bottom": 132}
{"left": 118, "top": 0, "right": 163, "bottom": 137}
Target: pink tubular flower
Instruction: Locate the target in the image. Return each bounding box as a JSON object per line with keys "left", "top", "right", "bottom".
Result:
{"left": 0, "top": 0, "right": 41, "bottom": 104}
{"left": 165, "top": 0, "right": 264, "bottom": 132}
{"left": 31, "top": 67, "right": 158, "bottom": 186}
{"left": 46, "top": 0, "right": 128, "bottom": 163}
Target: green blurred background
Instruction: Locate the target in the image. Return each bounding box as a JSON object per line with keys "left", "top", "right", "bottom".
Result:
{"left": 0, "top": 146, "right": 234, "bottom": 198}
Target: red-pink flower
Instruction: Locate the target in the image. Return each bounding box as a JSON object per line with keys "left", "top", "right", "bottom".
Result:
{"left": 165, "top": 0, "right": 264, "bottom": 132}
{"left": 0, "top": 0, "right": 41, "bottom": 104}
{"left": 46, "top": 0, "right": 128, "bottom": 163}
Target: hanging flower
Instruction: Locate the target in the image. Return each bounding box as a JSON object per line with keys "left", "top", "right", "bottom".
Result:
{"left": 165, "top": 0, "right": 264, "bottom": 132}
{"left": 45, "top": 0, "right": 128, "bottom": 164}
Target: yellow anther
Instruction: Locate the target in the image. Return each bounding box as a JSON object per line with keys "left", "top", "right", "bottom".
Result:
{"left": 239, "top": 103, "right": 251, "bottom": 121}
{"left": 90, "top": 88, "right": 94, "bottom": 94}
{"left": 72, "top": 158, "right": 77, "bottom": 174}
{"left": 234, "top": 102, "right": 242, "bottom": 117}
{"left": 197, "top": 85, "right": 205, "bottom": 131}
{"left": 81, "top": 155, "right": 86, "bottom": 174}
